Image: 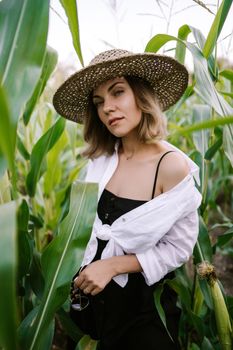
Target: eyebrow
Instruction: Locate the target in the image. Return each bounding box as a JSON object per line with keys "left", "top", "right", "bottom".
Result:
{"left": 92, "top": 81, "right": 124, "bottom": 99}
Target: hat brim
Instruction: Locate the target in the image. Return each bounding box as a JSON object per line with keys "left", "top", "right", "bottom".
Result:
{"left": 53, "top": 52, "right": 188, "bottom": 123}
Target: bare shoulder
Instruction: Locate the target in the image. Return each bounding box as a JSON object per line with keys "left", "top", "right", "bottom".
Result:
{"left": 159, "top": 151, "right": 190, "bottom": 193}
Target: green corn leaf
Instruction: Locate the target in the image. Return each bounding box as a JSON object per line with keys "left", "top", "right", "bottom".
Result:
{"left": 145, "top": 33, "right": 177, "bottom": 53}
{"left": 168, "top": 85, "right": 194, "bottom": 118}
{"left": 44, "top": 131, "right": 68, "bottom": 197}
{"left": 21, "top": 181, "right": 98, "bottom": 350}
{"left": 175, "top": 24, "right": 191, "bottom": 64}
{"left": 149, "top": 24, "right": 217, "bottom": 78}
{"left": 17, "top": 200, "right": 33, "bottom": 279}
{"left": 220, "top": 69, "right": 233, "bottom": 82}
{"left": 226, "top": 296, "right": 233, "bottom": 319}
{"left": 191, "top": 105, "right": 212, "bottom": 202}
{"left": 214, "top": 226, "right": 233, "bottom": 249}
{"left": 220, "top": 91, "right": 233, "bottom": 98}
{"left": 16, "top": 134, "right": 30, "bottom": 161}
{"left": 194, "top": 217, "right": 213, "bottom": 264}
{"left": 201, "top": 336, "right": 216, "bottom": 349}
{"left": 0, "top": 171, "right": 11, "bottom": 204}
{"left": 145, "top": 33, "right": 233, "bottom": 167}
{"left": 145, "top": 33, "right": 233, "bottom": 115}
{"left": 204, "top": 137, "right": 223, "bottom": 161}
{"left": 23, "top": 46, "right": 58, "bottom": 125}
{"left": 153, "top": 284, "right": 173, "bottom": 341}
{"left": 188, "top": 42, "right": 233, "bottom": 167}
{"left": 189, "top": 343, "right": 200, "bottom": 350}
{"left": 18, "top": 307, "right": 55, "bottom": 350}
{"left": 0, "top": 150, "right": 7, "bottom": 178}
{"left": 202, "top": 0, "right": 233, "bottom": 59}
{"left": 29, "top": 251, "right": 45, "bottom": 299}
{"left": 0, "top": 201, "right": 18, "bottom": 350}
{"left": 56, "top": 307, "right": 83, "bottom": 343}
{"left": 189, "top": 311, "right": 205, "bottom": 339}
{"left": 192, "top": 105, "right": 212, "bottom": 157}
{"left": 26, "top": 117, "right": 66, "bottom": 197}
{"left": 198, "top": 278, "right": 214, "bottom": 310}
{"left": 174, "top": 116, "right": 233, "bottom": 134}
{"left": 75, "top": 335, "right": 98, "bottom": 350}
{"left": 188, "top": 25, "right": 218, "bottom": 79}
{"left": 0, "top": 0, "right": 49, "bottom": 124}
{"left": 167, "top": 276, "right": 191, "bottom": 312}
{"left": 192, "top": 276, "right": 204, "bottom": 317}
{"left": 18, "top": 307, "right": 40, "bottom": 345}
{"left": 223, "top": 125, "right": 233, "bottom": 167}
{"left": 177, "top": 24, "right": 217, "bottom": 78}
{"left": 185, "top": 42, "right": 233, "bottom": 116}
{"left": 60, "top": 0, "right": 84, "bottom": 66}
{"left": 0, "top": 85, "right": 16, "bottom": 188}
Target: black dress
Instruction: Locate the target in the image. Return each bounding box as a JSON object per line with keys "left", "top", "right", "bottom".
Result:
{"left": 71, "top": 151, "right": 181, "bottom": 350}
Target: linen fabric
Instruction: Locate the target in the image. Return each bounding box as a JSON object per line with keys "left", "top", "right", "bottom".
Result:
{"left": 80, "top": 141, "right": 202, "bottom": 286}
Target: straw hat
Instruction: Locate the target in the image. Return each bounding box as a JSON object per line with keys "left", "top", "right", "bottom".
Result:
{"left": 53, "top": 49, "right": 188, "bottom": 124}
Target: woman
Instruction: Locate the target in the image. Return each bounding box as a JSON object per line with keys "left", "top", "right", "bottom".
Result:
{"left": 53, "top": 49, "right": 202, "bottom": 350}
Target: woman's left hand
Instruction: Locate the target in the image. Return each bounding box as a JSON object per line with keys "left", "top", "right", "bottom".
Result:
{"left": 74, "top": 259, "right": 116, "bottom": 296}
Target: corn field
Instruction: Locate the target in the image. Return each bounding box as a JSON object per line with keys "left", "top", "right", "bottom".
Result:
{"left": 0, "top": 0, "right": 233, "bottom": 349}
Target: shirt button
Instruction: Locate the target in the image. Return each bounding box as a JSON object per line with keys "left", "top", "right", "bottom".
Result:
{"left": 105, "top": 213, "right": 109, "bottom": 219}
{"left": 122, "top": 217, "right": 126, "bottom": 222}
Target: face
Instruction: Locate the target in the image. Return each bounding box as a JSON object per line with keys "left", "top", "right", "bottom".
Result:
{"left": 92, "top": 77, "right": 142, "bottom": 138}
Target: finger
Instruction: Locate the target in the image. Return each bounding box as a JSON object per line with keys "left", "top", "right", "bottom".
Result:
{"left": 83, "top": 287, "right": 92, "bottom": 295}
{"left": 74, "top": 274, "right": 84, "bottom": 288}
{"left": 75, "top": 268, "right": 90, "bottom": 287}
{"left": 78, "top": 280, "right": 90, "bottom": 291}
{"left": 90, "top": 287, "right": 102, "bottom": 296}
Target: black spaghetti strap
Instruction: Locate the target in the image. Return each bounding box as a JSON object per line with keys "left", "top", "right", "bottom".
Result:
{"left": 151, "top": 151, "right": 174, "bottom": 199}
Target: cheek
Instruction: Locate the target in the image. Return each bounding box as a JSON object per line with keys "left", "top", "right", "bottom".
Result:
{"left": 131, "top": 105, "right": 142, "bottom": 124}
{"left": 126, "top": 95, "right": 141, "bottom": 118}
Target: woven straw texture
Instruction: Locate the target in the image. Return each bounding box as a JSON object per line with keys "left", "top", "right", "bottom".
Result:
{"left": 53, "top": 49, "right": 188, "bottom": 123}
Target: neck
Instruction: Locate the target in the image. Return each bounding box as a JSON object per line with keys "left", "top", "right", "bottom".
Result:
{"left": 120, "top": 135, "right": 144, "bottom": 160}
{"left": 119, "top": 135, "right": 163, "bottom": 161}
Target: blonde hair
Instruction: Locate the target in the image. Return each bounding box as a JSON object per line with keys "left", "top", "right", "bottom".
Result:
{"left": 82, "top": 76, "right": 167, "bottom": 158}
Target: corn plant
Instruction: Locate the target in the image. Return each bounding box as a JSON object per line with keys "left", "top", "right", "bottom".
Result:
{"left": 0, "top": 0, "right": 233, "bottom": 349}
{"left": 0, "top": 1, "right": 97, "bottom": 350}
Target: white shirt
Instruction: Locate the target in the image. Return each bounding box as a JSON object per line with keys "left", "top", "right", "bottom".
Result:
{"left": 81, "top": 141, "right": 202, "bottom": 287}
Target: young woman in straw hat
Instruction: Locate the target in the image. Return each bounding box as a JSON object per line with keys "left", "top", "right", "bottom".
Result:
{"left": 53, "top": 49, "right": 202, "bottom": 350}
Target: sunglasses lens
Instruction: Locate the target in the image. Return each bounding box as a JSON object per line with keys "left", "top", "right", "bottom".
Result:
{"left": 70, "top": 285, "right": 90, "bottom": 312}
{"left": 71, "top": 295, "right": 89, "bottom": 311}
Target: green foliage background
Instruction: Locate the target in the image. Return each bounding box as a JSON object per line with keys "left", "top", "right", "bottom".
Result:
{"left": 0, "top": 0, "right": 233, "bottom": 349}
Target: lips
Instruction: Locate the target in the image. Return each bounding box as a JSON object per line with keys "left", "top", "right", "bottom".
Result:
{"left": 109, "top": 117, "right": 124, "bottom": 126}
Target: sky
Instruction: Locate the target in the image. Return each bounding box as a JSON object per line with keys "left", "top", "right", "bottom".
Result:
{"left": 48, "top": 0, "right": 233, "bottom": 70}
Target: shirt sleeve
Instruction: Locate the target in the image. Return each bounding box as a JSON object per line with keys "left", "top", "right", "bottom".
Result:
{"left": 136, "top": 210, "right": 199, "bottom": 286}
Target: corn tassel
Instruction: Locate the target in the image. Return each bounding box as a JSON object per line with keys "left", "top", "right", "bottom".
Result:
{"left": 197, "top": 261, "right": 232, "bottom": 350}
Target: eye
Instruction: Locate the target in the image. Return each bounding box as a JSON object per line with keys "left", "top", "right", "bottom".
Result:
{"left": 93, "top": 100, "right": 103, "bottom": 108}
{"left": 114, "top": 89, "right": 124, "bottom": 96}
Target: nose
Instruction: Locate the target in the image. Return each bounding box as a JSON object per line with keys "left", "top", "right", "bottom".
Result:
{"left": 103, "top": 99, "right": 116, "bottom": 115}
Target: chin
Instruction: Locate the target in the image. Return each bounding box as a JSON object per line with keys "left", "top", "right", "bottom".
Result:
{"left": 110, "top": 130, "right": 130, "bottom": 138}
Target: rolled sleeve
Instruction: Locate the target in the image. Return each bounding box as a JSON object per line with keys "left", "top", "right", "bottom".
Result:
{"left": 136, "top": 210, "right": 199, "bottom": 286}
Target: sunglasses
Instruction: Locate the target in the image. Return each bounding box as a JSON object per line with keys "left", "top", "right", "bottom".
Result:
{"left": 70, "top": 280, "right": 90, "bottom": 311}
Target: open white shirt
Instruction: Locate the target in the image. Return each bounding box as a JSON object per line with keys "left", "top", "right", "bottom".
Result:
{"left": 81, "top": 141, "right": 202, "bottom": 287}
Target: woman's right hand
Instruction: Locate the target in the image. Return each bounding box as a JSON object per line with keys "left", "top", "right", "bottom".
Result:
{"left": 74, "top": 259, "right": 116, "bottom": 296}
